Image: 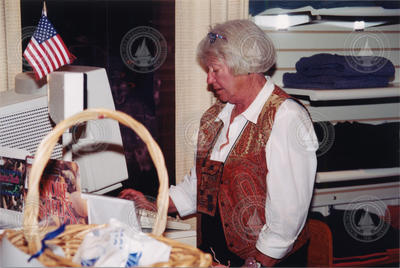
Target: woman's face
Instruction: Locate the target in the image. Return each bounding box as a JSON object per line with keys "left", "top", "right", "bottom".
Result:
{"left": 206, "top": 57, "right": 248, "bottom": 104}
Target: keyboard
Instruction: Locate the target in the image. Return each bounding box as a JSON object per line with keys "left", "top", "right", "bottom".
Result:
{"left": 137, "top": 208, "right": 191, "bottom": 231}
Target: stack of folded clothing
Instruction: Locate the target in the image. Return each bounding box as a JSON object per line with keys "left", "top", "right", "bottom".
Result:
{"left": 283, "top": 53, "right": 395, "bottom": 89}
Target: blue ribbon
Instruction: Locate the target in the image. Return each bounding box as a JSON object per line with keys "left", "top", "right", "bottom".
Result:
{"left": 28, "top": 224, "right": 66, "bottom": 262}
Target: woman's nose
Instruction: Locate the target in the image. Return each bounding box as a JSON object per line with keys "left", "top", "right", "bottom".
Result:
{"left": 207, "top": 71, "right": 215, "bottom": 84}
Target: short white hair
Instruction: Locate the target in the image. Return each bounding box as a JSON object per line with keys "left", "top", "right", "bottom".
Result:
{"left": 197, "top": 19, "right": 276, "bottom": 75}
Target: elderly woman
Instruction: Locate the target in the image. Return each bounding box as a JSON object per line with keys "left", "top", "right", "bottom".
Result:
{"left": 120, "top": 19, "right": 318, "bottom": 267}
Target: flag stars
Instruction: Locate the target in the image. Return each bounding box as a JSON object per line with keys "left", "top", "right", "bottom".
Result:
{"left": 33, "top": 15, "right": 58, "bottom": 43}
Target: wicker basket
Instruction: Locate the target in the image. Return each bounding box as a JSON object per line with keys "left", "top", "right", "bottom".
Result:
{"left": 2, "top": 108, "right": 212, "bottom": 267}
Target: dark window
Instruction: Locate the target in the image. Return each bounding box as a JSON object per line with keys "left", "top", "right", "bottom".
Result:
{"left": 21, "top": 0, "right": 175, "bottom": 198}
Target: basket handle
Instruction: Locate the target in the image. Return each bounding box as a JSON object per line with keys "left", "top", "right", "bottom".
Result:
{"left": 23, "top": 108, "right": 169, "bottom": 253}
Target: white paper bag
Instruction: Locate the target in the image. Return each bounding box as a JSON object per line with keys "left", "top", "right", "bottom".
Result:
{"left": 81, "top": 193, "right": 141, "bottom": 232}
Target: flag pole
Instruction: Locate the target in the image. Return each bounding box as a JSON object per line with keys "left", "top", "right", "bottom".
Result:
{"left": 43, "top": 0, "right": 47, "bottom": 16}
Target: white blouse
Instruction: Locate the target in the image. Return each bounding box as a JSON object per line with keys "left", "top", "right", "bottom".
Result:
{"left": 169, "top": 78, "right": 318, "bottom": 259}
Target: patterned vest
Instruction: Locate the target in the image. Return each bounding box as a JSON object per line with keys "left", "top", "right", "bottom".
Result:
{"left": 196, "top": 86, "right": 310, "bottom": 259}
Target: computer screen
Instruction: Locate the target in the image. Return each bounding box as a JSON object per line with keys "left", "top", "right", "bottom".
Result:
{"left": 0, "top": 66, "right": 128, "bottom": 194}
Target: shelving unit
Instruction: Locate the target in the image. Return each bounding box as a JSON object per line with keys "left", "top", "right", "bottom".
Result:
{"left": 254, "top": 9, "right": 400, "bottom": 212}
{"left": 282, "top": 85, "right": 400, "bottom": 215}
{"left": 254, "top": 8, "right": 400, "bottom": 266}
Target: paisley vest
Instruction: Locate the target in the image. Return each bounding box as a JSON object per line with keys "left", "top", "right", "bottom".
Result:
{"left": 196, "top": 85, "right": 310, "bottom": 259}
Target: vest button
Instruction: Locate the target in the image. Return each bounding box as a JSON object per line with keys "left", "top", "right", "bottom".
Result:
{"left": 224, "top": 223, "right": 229, "bottom": 227}
{"left": 220, "top": 202, "right": 224, "bottom": 206}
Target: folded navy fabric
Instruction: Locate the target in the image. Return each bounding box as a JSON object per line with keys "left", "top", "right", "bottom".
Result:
{"left": 295, "top": 53, "right": 395, "bottom": 78}
{"left": 283, "top": 72, "right": 390, "bottom": 89}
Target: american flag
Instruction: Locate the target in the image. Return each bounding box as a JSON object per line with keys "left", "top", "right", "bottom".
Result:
{"left": 23, "top": 13, "right": 75, "bottom": 80}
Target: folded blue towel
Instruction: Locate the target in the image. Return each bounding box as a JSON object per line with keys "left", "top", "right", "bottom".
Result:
{"left": 283, "top": 73, "right": 390, "bottom": 89}
{"left": 295, "top": 53, "right": 395, "bottom": 78}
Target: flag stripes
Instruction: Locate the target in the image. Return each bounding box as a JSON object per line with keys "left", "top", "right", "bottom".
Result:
{"left": 23, "top": 14, "right": 75, "bottom": 80}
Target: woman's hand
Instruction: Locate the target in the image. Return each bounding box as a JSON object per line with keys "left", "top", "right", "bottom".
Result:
{"left": 119, "top": 188, "right": 179, "bottom": 215}
{"left": 118, "top": 188, "right": 156, "bottom": 211}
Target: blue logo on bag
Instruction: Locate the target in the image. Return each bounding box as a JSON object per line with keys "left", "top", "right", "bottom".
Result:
{"left": 81, "top": 257, "right": 99, "bottom": 266}
{"left": 125, "top": 252, "right": 142, "bottom": 267}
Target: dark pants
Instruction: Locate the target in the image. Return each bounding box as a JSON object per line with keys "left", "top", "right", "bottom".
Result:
{"left": 276, "top": 241, "right": 309, "bottom": 267}
{"left": 198, "top": 205, "right": 245, "bottom": 267}
{"left": 199, "top": 205, "right": 309, "bottom": 267}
